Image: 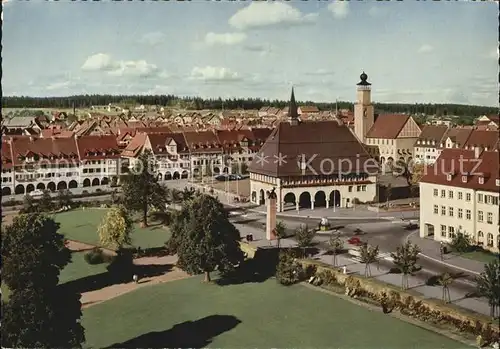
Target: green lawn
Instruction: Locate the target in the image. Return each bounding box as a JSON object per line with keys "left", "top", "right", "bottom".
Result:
{"left": 54, "top": 209, "right": 170, "bottom": 249}
{"left": 460, "top": 250, "right": 499, "bottom": 264}
{"left": 59, "top": 251, "right": 110, "bottom": 284}
{"left": 82, "top": 277, "right": 466, "bottom": 349}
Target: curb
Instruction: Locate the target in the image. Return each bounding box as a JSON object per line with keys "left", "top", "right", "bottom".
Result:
{"left": 417, "top": 253, "right": 481, "bottom": 276}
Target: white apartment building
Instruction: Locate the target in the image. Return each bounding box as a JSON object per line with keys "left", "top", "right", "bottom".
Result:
{"left": 420, "top": 148, "right": 499, "bottom": 253}
{"left": 1, "top": 135, "right": 121, "bottom": 196}
{"left": 414, "top": 125, "right": 448, "bottom": 165}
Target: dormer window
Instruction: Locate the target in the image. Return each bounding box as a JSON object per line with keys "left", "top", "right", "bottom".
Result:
{"left": 479, "top": 176, "right": 484, "bottom": 184}
{"left": 446, "top": 174, "right": 452, "bottom": 181}
{"left": 496, "top": 179, "right": 499, "bottom": 187}
{"left": 462, "top": 175, "right": 467, "bottom": 183}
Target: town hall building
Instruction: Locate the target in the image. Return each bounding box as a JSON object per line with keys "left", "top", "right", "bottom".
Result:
{"left": 248, "top": 87, "right": 379, "bottom": 212}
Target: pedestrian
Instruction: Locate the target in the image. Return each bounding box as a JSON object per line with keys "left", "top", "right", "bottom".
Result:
{"left": 342, "top": 266, "right": 347, "bottom": 275}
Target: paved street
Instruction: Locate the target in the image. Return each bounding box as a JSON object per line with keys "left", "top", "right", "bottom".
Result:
{"left": 1, "top": 184, "right": 116, "bottom": 203}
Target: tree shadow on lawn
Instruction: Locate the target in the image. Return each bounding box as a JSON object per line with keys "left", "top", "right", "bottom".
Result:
{"left": 60, "top": 263, "right": 174, "bottom": 294}
{"left": 105, "top": 315, "right": 241, "bottom": 349}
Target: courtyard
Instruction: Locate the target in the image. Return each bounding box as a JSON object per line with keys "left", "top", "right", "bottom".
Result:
{"left": 81, "top": 276, "right": 466, "bottom": 348}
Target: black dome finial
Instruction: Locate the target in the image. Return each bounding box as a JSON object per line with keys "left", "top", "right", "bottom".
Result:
{"left": 360, "top": 71, "right": 368, "bottom": 81}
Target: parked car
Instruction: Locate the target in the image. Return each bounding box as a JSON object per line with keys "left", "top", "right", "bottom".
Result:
{"left": 29, "top": 189, "right": 44, "bottom": 198}
{"left": 215, "top": 175, "right": 227, "bottom": 181}
{"left": 228, "top": 174, "right": 243, "bottom": 181}
{"left": 347, "top": 237, "right": 364, "bottom": 246}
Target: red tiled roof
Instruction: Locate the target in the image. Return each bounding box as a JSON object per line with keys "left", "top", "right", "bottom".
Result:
{"left": 76, "top": 135, "right": 120, "bottom": 160}
{"left": 299, "top": 106, "right": 319, "bottom": 113}
{"left": 183, "top": 130, "right": 222, "bottom": 153}
{"left": 367, "top": 114, "right": 410, "bottom": 139}
{"left": 122, "top": 133, "right": 147, "bottom": 158}
{"left": 2, "top": 141, "right": 13, "bottom": 169}
{"left": 10, "top": 137, "right": 79, "bottom": 166}
{"left": 421, "top": 149, "right": 499, "bottom": 193}
{"left": 464, "top": 129, "right": 499, "bottom": 151}
{"left": 148, "top": 133, "right": 189, "bottom": 155}
{"left": 440, "top": 127, "right": 473, "bottom": 148}
{"left": 416, "top": 125, "right": 448, "bottom": 145}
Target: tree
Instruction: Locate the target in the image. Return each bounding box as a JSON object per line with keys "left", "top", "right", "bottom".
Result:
{"left": 98, "top": 205, "right": 133, "bottom": 250}
{"left": 390, "top": 241, "right": 421, "bottom": 290}
{"left": 476, "top": 259, "right": 500, "bottom": 318}
{"left": 57, "top": 189, "right": 73, "bottom": 208}
{"left": 394, "top": 160, "right": 412, "bottom": 187}
{"left": 1, "top": 214, "right": 85, "bottom": 348}
{"left": 275, "top": 249, "right": 303, "bottom": 286}
{"left": 437, "top": 272, "right": 453, "bottom": 303}
{"left": 450, "top": 230, "right": 474, "bottom": 253}
{"left": 167, "top": 194, "right": 244, "bottom": 282}
{"left": 39, "top": 190, "right": 53, "bottom": 212}
{"left": 181, "top": 187, "right": 197, "bottom": 202}
{"left": 122, "top": 150, "right": 167, "bottom": 227}
{"left": 22, "top": 194, "right": 36, "bottom": 213}
{"left": 328, "top": 233, "right": 344, "bottom": 267}
{"left": 295, "top": 224, "right": 315, "bottom": 258}
{"left": 274, "top": 221, "right": 287, "bottom": 248}
{"left": 409, "top": 163, "right": 424, "bottom": 199}
{"left": 359, "top": 243, "right": 379, "bottom": 277}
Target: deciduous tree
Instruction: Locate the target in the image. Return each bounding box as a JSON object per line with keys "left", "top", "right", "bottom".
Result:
{"left": 122, "top": 149, "right": 166, "bottom": 227}
{"left": 57, "top": 189, "right": 73, "bottom": 209}
{"left": 359, "top": 243, "right": 379, "bottom": 277}
{"left": 39, "top": 190, "right": 53, "bottom": 212}
{"left": 390, "top": 241, "right": 421, "bottom": 290}
{"left": 274, "top": 221, "right": 287, "bottom": 248}
{"left": 450, "top": 230, "right": 474, "bottom": 253}
{"left": 167, "top": 194, "right": 244, "bottom": 282}
{"left": 98, "top": 205, "right": 133, "bottom": 250}
{"left": 275, "top": 249, "right": 303, "bottom": 286}
{"left": 1, "top": 213, "right": 85, "bottom": 348}
{"left": 437, "top": 272, "right": 453, "bottom": 303}
{"left": 476, "top": 259, "right": 500, "bottom": 318}
{"left": 328, "top": 233, "right": 344, "bottom": 267}
{"left": 295, "top": 224, "right": 316, "bottom": 258}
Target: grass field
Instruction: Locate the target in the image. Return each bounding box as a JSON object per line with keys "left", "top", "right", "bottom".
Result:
{"left": 54, "top": 209, "right": 170, "bottom": 249}
{"left": 82, "top": 276, "right": 465, "bottom": 349}
{"left": 460, "top": 250, "right": 499, "bottom": 264}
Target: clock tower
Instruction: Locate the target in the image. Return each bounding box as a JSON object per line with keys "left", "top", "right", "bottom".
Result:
{"left": 354, "top": 72, "right": 374, "bottom": 144}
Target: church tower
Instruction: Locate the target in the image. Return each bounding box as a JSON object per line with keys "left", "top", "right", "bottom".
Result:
{"left": 354, "top": 72, "right": 374, "bottom": 143}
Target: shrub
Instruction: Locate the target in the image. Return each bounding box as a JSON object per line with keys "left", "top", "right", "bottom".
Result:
{"left": 316, "top": 269, "right": 338, "bottom": 286}
{"left": 95, "top": 188, "right": 102, "bottom": 193}
{"left": 84, "top": 247, "right": 106, "bottom": 265}
{"left": 82, "top": 190, "right": 89, "bottom": 195}
{"left": 425, "top": 275, "right": 440, "bottom": 286}
{"left": 276, "top": 250, "right": 303, "bottom": 286}
{"left": 303, "top": 264, "right": 317, "bottom": 279}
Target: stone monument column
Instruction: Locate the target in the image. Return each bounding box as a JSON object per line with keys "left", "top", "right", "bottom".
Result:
{"left": 266, "top": 188, "right": 277, "bottom": 240}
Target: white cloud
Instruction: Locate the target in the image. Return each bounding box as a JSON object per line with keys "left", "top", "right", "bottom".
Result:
{"left": 46, "top": 81, "right": 71, "bottom": 91}
{"left": 204, "top": 32, "right": 247, "bottom": 46}
{"left": 140, "top": 32, "right": 166, "bottom": 46}
{"left": 328, "top": 1, "right": 349, "bottom": 19}
{"left": 81, "top": 53, "right": 119, "bottom": 71}
{"left": 190, "top": 66, "right": 241, "bottom": 82}
{"left": 81, "top": 53, "right": 167, "bottom": 78}
{"left": 229, "top": 2, "right": 318, "bottom": 30}
{"left": 417, "top": 44, "right": 433, "bottom": 53}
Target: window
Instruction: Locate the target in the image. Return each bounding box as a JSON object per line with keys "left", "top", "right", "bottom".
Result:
{"left": 446, "top": 174, "right": 452, "bottom": 181}
{"left": 458, "top": 192, "right": 463, "bottom": 200}
{"left": 458, "top": 208, "right": 463, "bottom": 219}
{"left": 448, "top": 191, "right": 453, "bottom": 199}
{"left": 434, "top": 205, "right": 439, "bottom": 214}
{"left": 487, "top": 233, "right": 493, "bottom": 247}
{"left": 449, "top": 207, "right": 454, "bottom": 217}
{"left": 356, "top": 185, "right": 361, "bottom": 192}
{"left": 478, "top": 194, "right": 483, "bottom": 203}
{"left": 441, "top": 206, "right": 446, "bottom": 215}
{"left": 448, "top": 226, "right": 455, "bottom": 238}
{"left": 433, "top": 189, "right": 438, "bottom": 197}
{"left": 462, "top": 175, "right": 467, "bottom": 183}
{"left": 361, "top": 185, "right": 367, "bottom": 191}
{"left": 478, "top": 211, "right": 484, "bottom": 222}
{"left": 493, "top": 197, "right": 499, "bottom": 206}
{"left": 441, "top": 225, "right": 447, "bottom": 237}
{"left": 348, "top": 186, "right": 353, "bottom": 192}
{"left": 478, "top": 177, "right": 484, "bottom": 184}
{"left": 441, "top": 190, "right": 445, "bottom": 198}
{"left": 466, "top": 193, "right": 471, "bottom": 201}
{"left": 487, "top": 212, "right": 493, "bottom": 224}
{"left": 496, "top": 179, "right": 500, "bottom": 187}
{"left": 466, "top": 209, "right": 471, "bottom": 220}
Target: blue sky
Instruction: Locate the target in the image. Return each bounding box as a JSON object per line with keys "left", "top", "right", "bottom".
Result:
{"left": 2, "top": 0, "right": 498, "bottom": 106}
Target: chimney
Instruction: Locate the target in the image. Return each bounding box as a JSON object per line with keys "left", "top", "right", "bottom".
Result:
{"left": 474, "top": 146, "right": 481, "bottom": 159}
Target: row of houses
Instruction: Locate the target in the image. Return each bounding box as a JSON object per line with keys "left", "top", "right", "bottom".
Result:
{"left": 1, "top": 127, "right": 273, "bottom": 196}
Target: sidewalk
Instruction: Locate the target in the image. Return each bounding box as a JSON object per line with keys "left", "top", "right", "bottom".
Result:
{"left": 234, "top": 221, "right": 491, "bottom": 317}
{"left": 407, "top": 232, "right": 486, "bottom": 275}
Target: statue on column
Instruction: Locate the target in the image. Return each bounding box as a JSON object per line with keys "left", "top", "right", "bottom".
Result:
{"left": 266, "top": 187, "right": 277, "bottom": 241}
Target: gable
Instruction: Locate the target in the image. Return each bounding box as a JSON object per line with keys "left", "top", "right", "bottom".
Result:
{"left": 166, "top": 138, "right": 177, "bottom": 147}
{"left": 397, "top": 116, "right": 421, "bottom": 138}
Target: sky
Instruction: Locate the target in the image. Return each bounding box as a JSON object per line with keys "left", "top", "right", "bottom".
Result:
{"left": 2, "top": 0, "right": 498, "bottom": 106}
